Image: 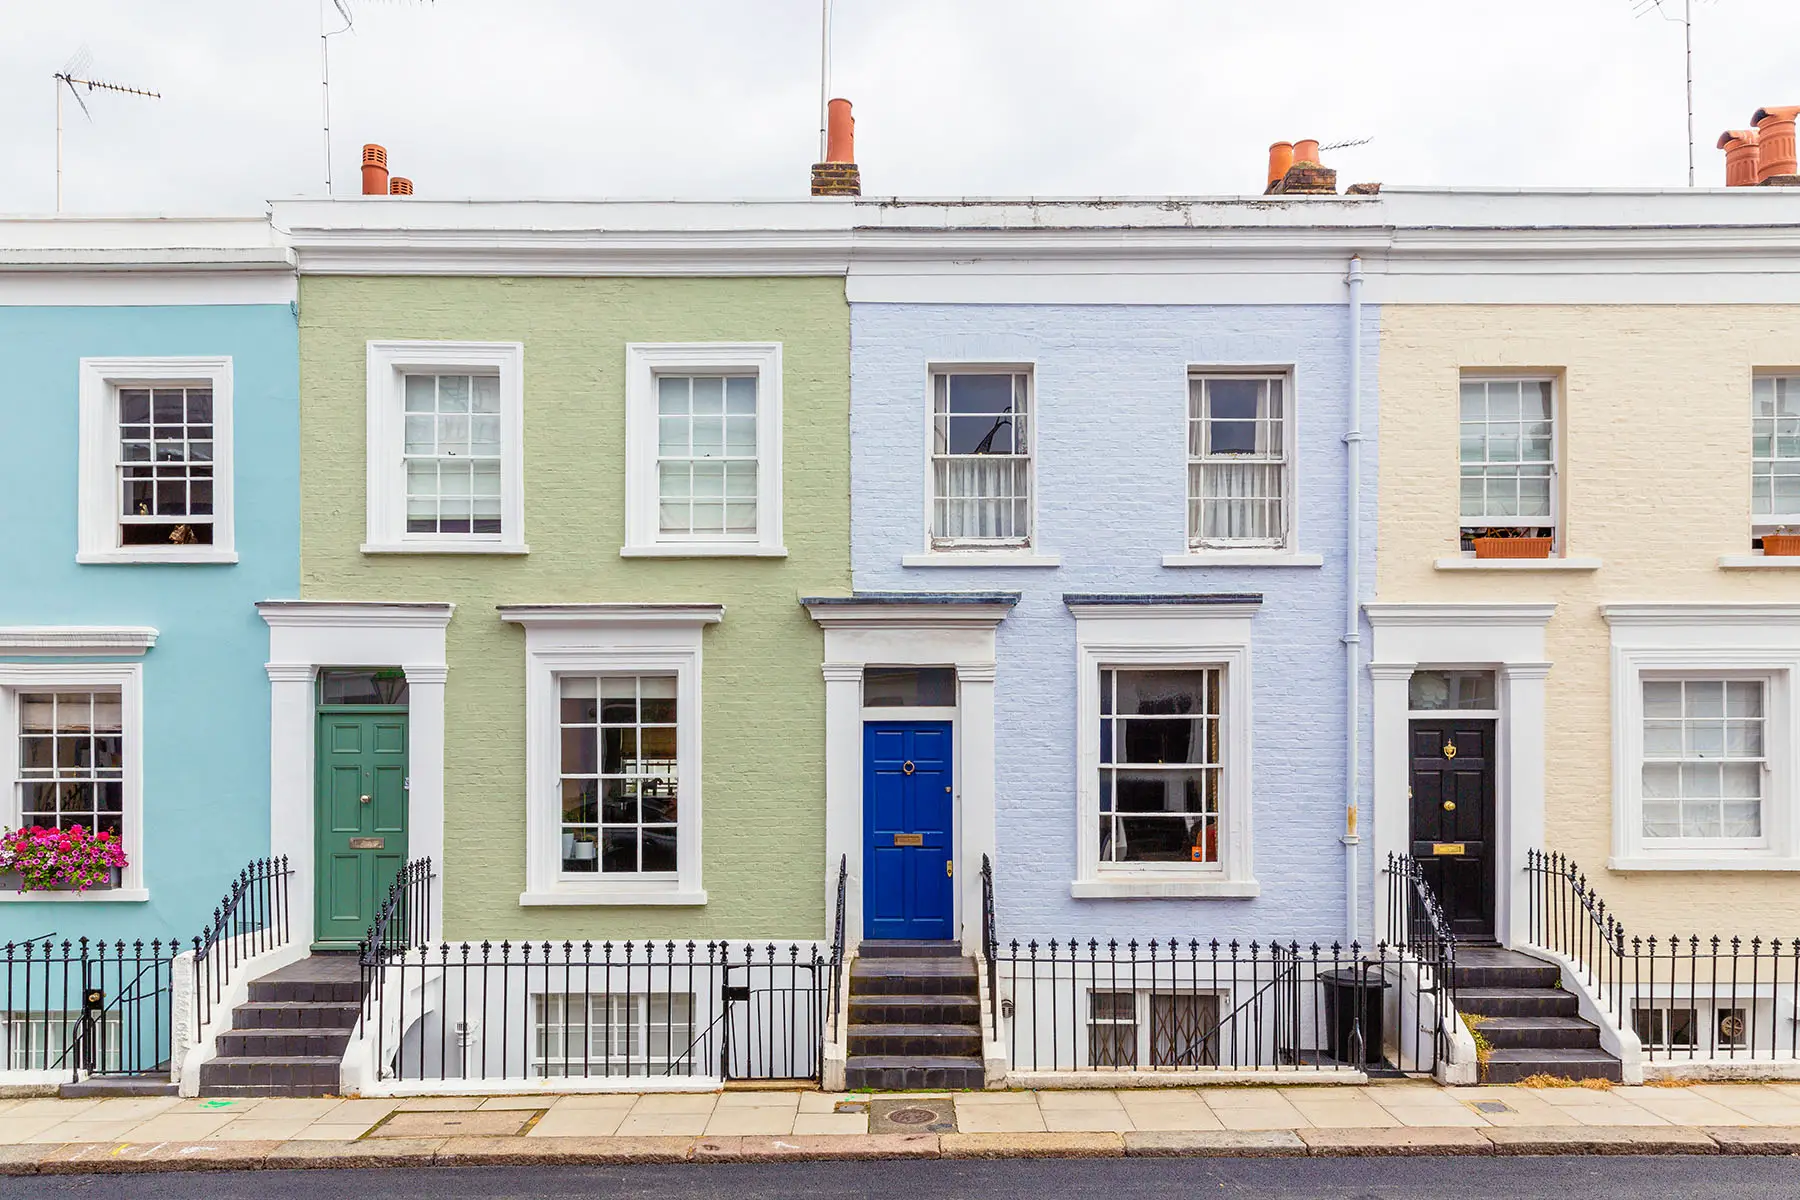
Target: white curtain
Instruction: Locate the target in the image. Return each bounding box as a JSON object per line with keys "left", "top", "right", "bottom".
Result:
{"left": 934, "top": 458, "right": 1028, "bottom": 541}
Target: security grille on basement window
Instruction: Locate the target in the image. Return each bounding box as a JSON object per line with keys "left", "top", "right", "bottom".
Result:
{"left": 117, "top": 385, "right": 214, "bottom": 546}
{"left": 1087, "top": 990, "right": 1221, "bottom": 1068}
{"left": 1459, "top": 377, "right": 1557, "bottom": 550}
{"left": 657, "top": 374, "right": 758, "bottom": 538}
{"left": 1098, "top": 668, "right": 1222, "bottom": 866}
{"left": 1752, "top": 375, "right": 1800, "bottom": 542}
{"left": 403, "top": 373, "right": 503, "bottom": 535}
{"left": 1641, "top": 679, "right": 1764, "bottom": 842}
{"left": 1188, "top": 375, "right": 1288, "bottom": 549}
{"left": 532, "top": 992, "right": 696, "bottom": 1077}
{"left": 931, "top": 371, "right": 1031, "bottom": 547}
{"left": 558, "top": 675, "right": 678, "bottom": 876}
{"left": 16, "top": 690, "right": 125, "bottom": 843}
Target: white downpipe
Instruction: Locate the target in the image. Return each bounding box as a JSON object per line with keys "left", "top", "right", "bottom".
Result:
{"left": 1343, "top": 255, "right": 1365, "bottom": 948}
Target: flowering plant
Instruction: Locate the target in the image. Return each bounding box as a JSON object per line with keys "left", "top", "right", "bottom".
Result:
{"left": 0, "top": 824, "right": 127, "bottom": 892}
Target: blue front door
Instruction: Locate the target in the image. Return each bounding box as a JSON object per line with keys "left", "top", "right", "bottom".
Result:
{"left": 863, "top": 721, "right": 954, "bottom": 940}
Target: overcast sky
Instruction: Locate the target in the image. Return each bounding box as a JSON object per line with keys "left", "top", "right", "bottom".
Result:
{"left": 4, "top": 0, "right": 1799, "bottom": 214}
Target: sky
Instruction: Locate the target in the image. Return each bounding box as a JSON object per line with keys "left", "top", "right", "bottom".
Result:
{"left": 2, "top": 0, "right": 1798, "bottom": 214}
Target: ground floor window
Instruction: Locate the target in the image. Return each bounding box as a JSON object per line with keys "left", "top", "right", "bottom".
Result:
{"left": 1098, "top": 668, "right": 1223, "bottom": 865}
{"left": 1087, "top": 989, "right": 1220, "bottom": 1068}
{"left": 557, "top": 675, "right": 679, "bottom": 876}
{"left": 532, "top": 991, "right": 696, "bottom": 1077}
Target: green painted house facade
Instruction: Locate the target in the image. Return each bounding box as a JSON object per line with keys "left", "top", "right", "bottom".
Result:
{"left": 269, "top": 201, "right": 851, "bottom": 946}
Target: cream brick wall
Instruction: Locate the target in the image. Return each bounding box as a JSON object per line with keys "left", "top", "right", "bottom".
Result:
{"left": 1379, "top": 305, "right": 1800, "bottom": 936}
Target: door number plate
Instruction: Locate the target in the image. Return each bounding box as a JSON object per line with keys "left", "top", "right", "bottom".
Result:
{"left": 349, "top": 837, "right": 386, "bottom": 850}
{"left": 893, "top": 833, "right": 924, "bottom": 847}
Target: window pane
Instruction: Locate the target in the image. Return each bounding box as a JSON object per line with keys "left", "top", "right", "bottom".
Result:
{"left": 932, "top": 373, "right": 1031, "bottom": 545}
{"left": 561, "top": 674, "right": 680, "bottom": 877}
{"left": 318, "top": 669, "right": 409, "bottom": 706}
{"left": 1190, "top": 376, "right": 1287, "bottom": 548}
{"left": 863, "top": 667, "right": 957, "bottom": 707}
{"left": 13, "top": 690, "right": 127, "bottom": 852}
{"left": 1642, "top": 678, "right": 1764, "bottom": 842}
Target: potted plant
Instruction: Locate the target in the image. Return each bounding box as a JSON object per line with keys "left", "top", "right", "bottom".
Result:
{"left": 1763, "top": 526, "right": 1800, "bottom": 557}
{"left": 1469, "top": 527, "right": 1554, "bottom": 560}
{"left": 0, "top": 824, "right": 128, "bottom": 892}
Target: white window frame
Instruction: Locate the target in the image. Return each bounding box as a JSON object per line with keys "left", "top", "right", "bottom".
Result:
{"left": 1458, "top": 373, "right": 1560, "bottom": 549}
{"left": 1186, "top": 371, "right": 1293, "bottom": 553}
{"left": 1752, "top": 373, "right": 1800, "bottom": 536}
{"left": 364, "top": 341, "right": 526, "bottom": 555}
{"left": 501, "top": 604, "right": 722, "bottom": 906}
{"left": 531, "top": 989, "right": 697, "bottom": 1078}
{"left": 78, "top": 357, "right": 235, "bottom": 564}
{"left": 623, "top": 343, "right": 785, "bottom": 558}
{"left": 1070, "top": 600, "right": 1258, "bottom": 898}
{"left": 0, "top": 662, "right": 146, "bottom": 902}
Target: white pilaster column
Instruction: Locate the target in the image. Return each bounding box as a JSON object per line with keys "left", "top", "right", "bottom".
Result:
{"left": 955, "top": 662, "right": 998, "bottom": 955}
{"left": 1498, "top": 662, "right": 1551, "bottom": 948}
{"left": 266, "top": 662, "right": 317, "bottom": 948}
{"left": 1368, "top": 663, "right": 1415, "bottom": 944}
{"left": 821, "top": 662, "right": 863, "bottom": 946}
{"left": 402, "top": 663, "right": 449, "bottom": 941}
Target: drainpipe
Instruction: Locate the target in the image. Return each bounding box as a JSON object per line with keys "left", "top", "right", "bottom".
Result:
{"left": 1343, "top": 255, "right": 1365, "bottom": 950}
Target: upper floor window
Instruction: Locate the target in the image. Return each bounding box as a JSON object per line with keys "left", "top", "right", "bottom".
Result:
{"left": 78, "top": 358, "right": 235, "bottom": 564}
{"left": 364, "top": 342, "right": 526, "bottom": 554}
{"left": 931, "top": 370, "right": 1031, "bottom": 549}
{"left": 1459, "top": 376, "right": 1556, "bottom": 550}
{"left": 624, "top": 344, "right": 784, "bottom": 557}
{"left": 1752, "top": 374, "right": 1800, "bottom": 538}
{"left": 1188, "top": 375, "right": 1288, "bottom": 550}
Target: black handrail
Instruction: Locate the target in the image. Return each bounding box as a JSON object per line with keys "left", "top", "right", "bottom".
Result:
{"left": 827, "top": 854, "right": 848, "bottom": 1039}
{"left": 192, "top": 856, "right": 293, "bottom": 1037}
{"left": 980, "top": 853, "right": 998, "bottom": 1033}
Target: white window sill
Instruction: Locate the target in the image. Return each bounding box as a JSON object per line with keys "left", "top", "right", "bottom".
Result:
{"left": 362, "top": 541, "right": 530, "bottom": 556}
{"left": 902, "top": 551, "right": 1062, "bottom": 568}
{"left": 1608, "top": 856, "right": 1800, "bottom": 872}
{"left": 1070, "top": 877, "right": 1260, "bottom": 899}
{"left": 0, "top": 888, "right": 150, "bottom": 903}
{"left": 620, "top": 543, "right": 788, "bottom": 559}
{"left": 1719, "top": 554, "right": 1800, "bottom": 570}
{"left": 78, "top": 549, "right": 237, "bottom": 565}
{"left": 1163, "top": 551, "right": 1324, "bottom": 568}
{"left": 519, "top": 888, "right": 708, "bottom": 907}
{"left": 1434, "top": 556, "right": 1601, "bottom": 572}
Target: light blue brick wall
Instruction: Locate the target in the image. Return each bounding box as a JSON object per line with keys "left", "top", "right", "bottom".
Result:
{"left": 0, "top": 304, "right": 299, "bottom": 944}
{"left": 851, "top": 303, "right": 1378, "bottom": 945}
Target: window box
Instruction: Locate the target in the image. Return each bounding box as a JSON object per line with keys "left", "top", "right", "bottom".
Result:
{"left": 1762, "top": 534, "right": 1800, "bottom": 557}
{"left": 1471, "top": 534, "right": 1554, "bottom": 560}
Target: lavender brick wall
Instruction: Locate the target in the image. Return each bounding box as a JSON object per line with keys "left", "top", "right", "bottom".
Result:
{"left": 850, "top": 302, "right": 1379, "bottom": 945}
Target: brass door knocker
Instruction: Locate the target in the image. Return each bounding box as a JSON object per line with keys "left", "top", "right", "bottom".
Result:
{"left": 902, "top": 761, "right": 916, "bottom": 775}
{"left": 1443, "top": 742, "right": 1458, "bottom": 759}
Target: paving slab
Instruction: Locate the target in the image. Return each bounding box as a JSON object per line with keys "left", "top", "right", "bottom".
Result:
{"left": 115, "top": 1113, "right": 240, "bottom": 1142}
{"left": 477, "top": 1096, "right": 558, "bottom": 1111}
{"left": 374, "top": 1110, "right": 530, "bottom": 1139}
{"left": 1299, "top": 1126, "right": 1493, "bottom": 1156}
{"left": 1483, "top": 1125, "right": 1719, "bottom": 1155}
{"left": 24, "top": 1119, "right": 145, "bottom": 1144}
{"left": 702, "top": 1107, "right": 798, "bottom": 1136}
{"left": 528, "top": 1107, "right": 629, "bottom": 1138}
{"left": 394, "top": 1096, "right": 485, "bottom": 1112}
{"left": 1706, "top": 1126, "right": 1800, "bottom": 1155}
{"left": 261, "top": 1138, "right": 449, "bottom": 1170}
{"left": 953, "top": 1104, "right": 1048, "bottom": 1134}
{"left": 1124, "top": 1130, "right": 1307, "bottom": 1157}
{"left": 693, "top": 1133, "right": 939, "bottom": 1162}
{"left": 288, "top": 1123, "right": 379, "bottom": 1141}
{"left": 940, "top": 1131, "right": 1124, "bottom": 1159}
{"left": 791, "top": 1113, "right": 870, "bottom": 1135}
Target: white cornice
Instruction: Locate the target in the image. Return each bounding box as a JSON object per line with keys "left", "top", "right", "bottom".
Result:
{"left": 256, "top": 601, "right": 455, "bottom": 629}
{"left": 803, "top": 599, "right": 1017, "bottom": 630}
{"left": 1065, "top": 602, "right": 1263, "bottom": 620}
{"left": 1602, "top": 603, "right": 1800, "bottom": 626}
{"left": 498, "top": 603, "right": 725, "bottom": 626}
{"left": 1364, "top": 603, "right": 1557, "bottom": 627}
{"left": 0, "top": 626, "right": 158, "bottom": 656}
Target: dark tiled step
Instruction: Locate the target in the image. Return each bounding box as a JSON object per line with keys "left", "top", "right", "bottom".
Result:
{"left": 232, "top": 1001, "right": 362, "bottom": 1030}
{"left": 844, "top": 1054, "right": 984, "bottom": 1090}
{"left": 1450, "top": 951, "right": 1561, "bottom": 990}
{"left": 1483, "top": 1047, "right": 1622, "bottom": 1084}
{"left": 850, "top": 958, "right": 978, "bottom": 998}
{"left": 248, "top": 978, "right": 363, "bottom": 1005}
{"left": 1470, "top": 1015, "right": 1602, "bottom": 1050}
{"left": 59, "top": 1078, "right": 178, "bottom": 1098}
{"left": 847, "top": 1022, "right": 983, "bottom": 1058}
{"left": 857, "top": 941, "right": 965, "bottom": 959}
{"left": 1456, "top": 987, "right": 1579, "bottom": 1019}
{"left": 198, "top": 1055, "right": 340, "bottom": 1095}
{"left": 848, "top": 995, "right": 982, "bottom": 1025}
{"left": 216, "top": 1027, "right": 353, "bottom": 1058}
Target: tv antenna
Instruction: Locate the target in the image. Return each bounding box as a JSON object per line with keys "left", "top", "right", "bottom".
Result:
{"left": 320, "top": 0, "right": 434, "bottom": 195}
{"left": 1321, "top": 137, "right": 1374, "bottom": 153}
{"left": 1635, "top": 0, "right": 1713, "bottom": 185}
{"left": 53, "top": 48, "right": 161, "bottom": 213}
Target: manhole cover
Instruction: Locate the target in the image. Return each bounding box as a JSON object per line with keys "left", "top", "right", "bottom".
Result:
{"left": 868, "top": 1097, "right": 958, "bottom": 1134}
{"left": 887, "top": 1107, "right": 937, "bottom": 1126}
{"left": 1472, "top": 1100, "right": 1514, "bottom": 1114}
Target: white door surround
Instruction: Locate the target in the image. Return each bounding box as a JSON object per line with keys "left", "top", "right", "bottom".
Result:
{"left": 804, "top": 593, "right": 1017, "bottom": 954}
{"left": 258, "top": 601, "right": 453, "bottom": 948}
{"left": 1365, "top": 603, "right": 1555, "bottom": 948}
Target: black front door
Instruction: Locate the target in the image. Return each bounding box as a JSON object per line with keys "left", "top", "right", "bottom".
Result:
{"left": 1409, "top": 719, "right": 1496, "bottom": 940}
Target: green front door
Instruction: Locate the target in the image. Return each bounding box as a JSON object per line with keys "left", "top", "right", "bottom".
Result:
{"left": 315, "top": 711, "right": 409, "bottom": 949}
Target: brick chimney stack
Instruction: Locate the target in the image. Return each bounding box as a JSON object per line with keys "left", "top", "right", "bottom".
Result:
{"left": 1265, "top": 137, "right": 1337, "bottom": 195}
{"left": 811, "top": 98, "right": 861, "bottom": 197}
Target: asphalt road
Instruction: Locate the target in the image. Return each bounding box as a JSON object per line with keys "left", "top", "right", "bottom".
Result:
{"left": 7, "top": 1158, "right": 1800, "bottom": 1199}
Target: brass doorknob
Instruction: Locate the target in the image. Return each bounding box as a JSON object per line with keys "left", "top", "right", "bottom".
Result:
{"left": 1443, "top": 800, "right": 1456, "bottom": 812}
{"left": 359, "top": 794, "right": 372, "bottom": 805}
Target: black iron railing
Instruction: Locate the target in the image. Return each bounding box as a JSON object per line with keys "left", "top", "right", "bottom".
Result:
{"left": 981, "top": 853, "right": 998, "bottom": 1033}
{"left": 1526, "top": 849, "right": 1800, "bottom": 1063}
{"left": 2, "top": 936, "right": 179, "bottom": 1079}
{"left": 358, "top": 857, "right": 435, "bottom": 1029}
{"left": 193, "top": 856, "right": 293, "bottom": 1035}
{"left": 828, "top": 854, "right": 848, "bottom": 1040}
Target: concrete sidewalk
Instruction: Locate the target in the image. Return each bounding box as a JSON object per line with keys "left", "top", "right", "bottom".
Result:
{"left": 4, "top": 1081, "right": 1800, "bottom": 1173}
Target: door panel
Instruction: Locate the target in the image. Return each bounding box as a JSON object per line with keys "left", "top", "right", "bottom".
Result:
{"left": 863, "top": 721, "right": 954, "bottom": 940}
{"left": 315, "top": 712, "right": 409, "bottom": 948}
{"left": 1409, "top": 719, "right": 1496, "bottom": 940}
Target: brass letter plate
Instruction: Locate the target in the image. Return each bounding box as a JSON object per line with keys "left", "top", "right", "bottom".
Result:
{"left": 1432, "top": 842, "right": 1466, "bottom": 857}
{"left": 349, "top": 837, "right": 385, "bottom": 850}
{"left": 893, "top": 833, "right": 924, "bottom": 847}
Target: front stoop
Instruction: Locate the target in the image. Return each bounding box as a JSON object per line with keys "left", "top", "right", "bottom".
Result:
{"left": 199, "top": 954, "right": 361, "bottom": 1097}
{"left": 846, "top": 941, "right": 985, "bottom": 1090}
{"left": 1454, "top": 947, "right": 1622, "bottom": 1084}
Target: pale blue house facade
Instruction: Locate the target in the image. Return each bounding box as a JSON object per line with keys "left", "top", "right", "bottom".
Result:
{"left": 0, "top": 219, "right": 299, "bottom": 943}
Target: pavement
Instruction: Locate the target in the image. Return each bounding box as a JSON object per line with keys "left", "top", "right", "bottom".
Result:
{"left": 3, "top": 1081, "right": 1800, "bottom": 1174}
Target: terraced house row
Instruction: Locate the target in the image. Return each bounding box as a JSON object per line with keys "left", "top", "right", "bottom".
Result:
{"left": 4, "top": 109, "right": 1800, "bottom": 1098}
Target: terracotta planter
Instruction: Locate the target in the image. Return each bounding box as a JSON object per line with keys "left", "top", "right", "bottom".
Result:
{"left": 1472, "top": 536, "right": 1554, "bottom": 560}
{"left": 1762, "top": 534, "right": 1800, "bottom": 556}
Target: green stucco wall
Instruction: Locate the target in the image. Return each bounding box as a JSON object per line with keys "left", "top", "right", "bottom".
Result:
{"left": 297, "top": 276, "right": 849, "bottom": 940}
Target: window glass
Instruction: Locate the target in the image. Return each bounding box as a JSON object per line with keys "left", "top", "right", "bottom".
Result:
{"left": 862, "top": 667, "right": 957, "bottom": 707}
{"left": 1188, "top": 376, "right": 1287, "bottom": 548}
{"left": 1408, "top": 670, "right": 1497, "bottom": 711}
{"left": 656, "top": 374, "right": 758, "bottom": 537}
{"left": 533, "top": 992, "right": 694, "bottom": 1077}
{"left": 931, "top": 372, "right": 1031, "bottom": 546}
{"left": 118, "top": 385, "right": 214, "bottom": 547}
{"left": 1459, "top": 378, "right": 1555, "bottom": 531}
{"left": 403, "top": 373, "right": 503, "bottom": 535}
{"left": 1641, "top": 679, "right": 1764, "bottom": 840}
{"left": 559, "top": 675, "right": 678, "bottom": 875}
{"left": 1752, "top": 375, "right": 1800, "bottom": 523}
{"left": 1098, "top": 668, "right": 1222, "bottom": 865}
{"left": 16, "top": 690, "right": 124, "bottom": 840}
{"left": 318, "top": 668, "right": 409, "bottom": 706}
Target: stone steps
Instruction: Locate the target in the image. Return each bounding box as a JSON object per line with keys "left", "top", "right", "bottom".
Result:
{"left": 200, "top": 954, "right": 362, "bottom": 1097}
{"left": 845, "top": 943, "right": 984, "bottom": 1090}
{"left": 1453, "top": 947, "right": 1620, "bottom": 1084}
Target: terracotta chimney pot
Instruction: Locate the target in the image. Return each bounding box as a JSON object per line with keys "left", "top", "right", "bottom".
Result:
{"left": 388, "top": 177, "right": 413, "bottom": 196}
{"left": 1267, "top": 142, "right": 1294, "bottom": 188}
{"left": 361, "top": 144, "right": 389, "bottom": 196}
{"left": 1292, "top": 138, "right": 1321, "bottom": 166}
{"left": 1717, "top": 129, "right": 1762, "bottom": 187}
{"left": 1753, "top": 106, "right": 1800, "bottom": 181}
{"left": 826, "top": 98, "right": 856, "bottom": 164}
